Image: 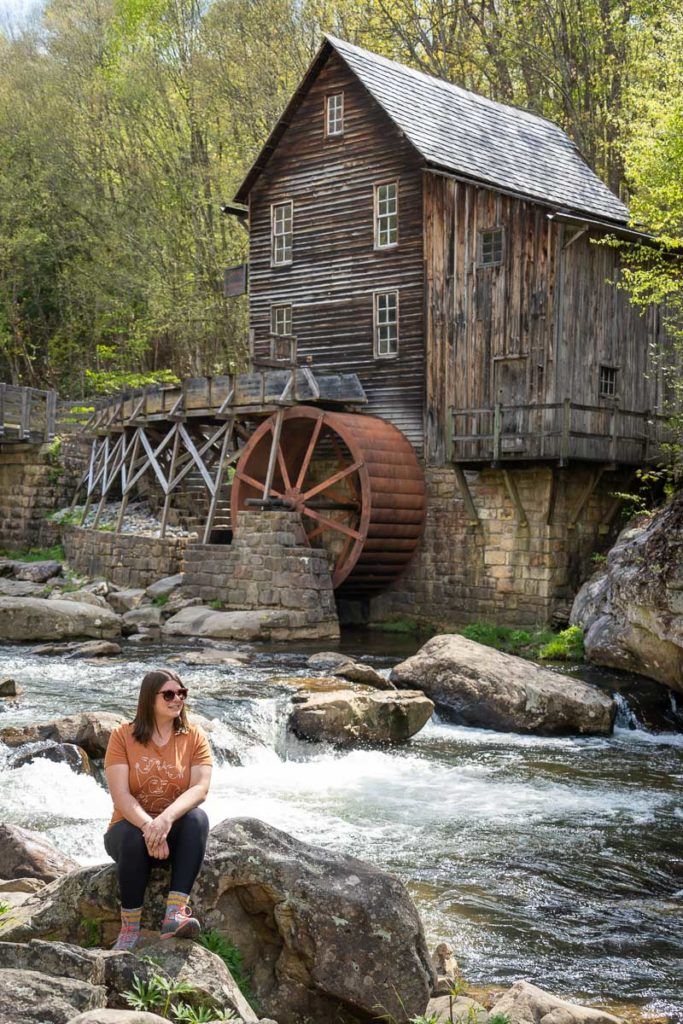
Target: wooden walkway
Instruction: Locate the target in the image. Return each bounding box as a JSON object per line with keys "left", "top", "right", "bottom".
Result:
{"left": 0, "top": 385, "right": 58, "bottom": 444}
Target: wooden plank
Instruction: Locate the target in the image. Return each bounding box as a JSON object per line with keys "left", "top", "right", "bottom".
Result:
{"left": 453, "top": 464, "right": 479, "bottom": 525}
{"left": 502, "top": 469, "right": 528, "bottom": 526}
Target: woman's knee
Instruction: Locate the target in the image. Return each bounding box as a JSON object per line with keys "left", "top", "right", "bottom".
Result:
{"left": 180, "top": 807, "right": 209, "bottom": 835}
{"left": 119, "top": 823, "right": 148, "bottom": 858}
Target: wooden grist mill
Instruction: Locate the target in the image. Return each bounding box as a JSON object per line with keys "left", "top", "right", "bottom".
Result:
{"left": 70, "top": 366, "right": 427, "bottom": 600}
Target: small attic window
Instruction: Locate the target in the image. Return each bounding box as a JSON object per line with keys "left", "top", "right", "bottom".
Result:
{"left": 599, "top": 365, "right": 618, "bottom": 398}
{"left": 325, "top": 92, "right": 344, "bottom": 137}
{"left": 479, "top": 227, "right": 504, "bottom": 266}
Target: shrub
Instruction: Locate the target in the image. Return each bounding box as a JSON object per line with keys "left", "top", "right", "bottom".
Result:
{"left": 538, "top": 625, "right": 584, "bottom": 661}
{"left": 198, "top": 930, "right": 255, "bottom": 1006}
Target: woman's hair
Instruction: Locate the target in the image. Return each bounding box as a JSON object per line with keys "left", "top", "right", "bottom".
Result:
{"left": 131, "top": 668, "right": 189, "bottom": 744}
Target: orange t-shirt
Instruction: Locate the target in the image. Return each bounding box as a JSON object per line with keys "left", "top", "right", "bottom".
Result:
{"left": 104, "top": 721, "right": 213, "bottom": 828}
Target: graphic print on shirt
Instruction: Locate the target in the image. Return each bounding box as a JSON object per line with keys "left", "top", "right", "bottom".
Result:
{"left": 133, "top": 754, "right": 184, "bottom": 814}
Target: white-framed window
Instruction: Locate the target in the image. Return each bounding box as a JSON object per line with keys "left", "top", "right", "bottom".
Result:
{"left": 479, "top": 227, "right": 504, "bottom": 266}
{"left": 271, "top": 201, "right": 293, "bottom": 265}
{"left": 599, "top": 365, "right": 618, "bottom": 398}
{"left": 325, "top": 92, "right": 344, "bottom": 137}
{"left": 374, "top": 181, "right": 398, "bottom": 248}
{"left": 374, "top": 290, "right": 399, "bottom": 358}
{"left": 271, "top": 304, "right": 292, "bottom": 336}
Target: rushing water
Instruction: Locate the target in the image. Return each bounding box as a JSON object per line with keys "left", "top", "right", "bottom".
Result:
{"left": 0, "top": 636, "right": 681, "bottom": 1021}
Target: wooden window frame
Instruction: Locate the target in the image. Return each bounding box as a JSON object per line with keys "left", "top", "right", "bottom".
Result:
{"left": 373, "top": 289, "right": 399, "bottom": 359}
{"left": 270, "top": 303, "right": 292, "bottom": 337}
{"left": 271, "top": 200, "right": 293, "bottom": 267}
{"left": 478, "top": 226, "right": 504, "bottom": 267}
{"left": 599, "top": 364, "right": 619, "bottom": 399}
{"left": 374, "top": 180, "right": 399, "bottom": 250}
{"left": 324, "top": 91, "right": 344, "bottom": 138}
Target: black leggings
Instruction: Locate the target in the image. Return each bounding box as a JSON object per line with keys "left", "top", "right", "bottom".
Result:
{"left": 104, "top": 807, "right": 210, "bottom": 909}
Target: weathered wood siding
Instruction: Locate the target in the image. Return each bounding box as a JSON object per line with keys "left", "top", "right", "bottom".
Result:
{"left": 425, "top": 171, "right": 664, "bottom": 464}
{"left": 248, "top": 52, "right": 425, "bottom": 450}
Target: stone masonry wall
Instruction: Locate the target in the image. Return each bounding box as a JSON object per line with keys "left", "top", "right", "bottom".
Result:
{"left": 183, "top": 510, "right": 338, "bottom": 632}
{"left": 370, "top": 464, "right": 631, "bottom": 628}
{"left": 63, "top": 526, "right": 189, "bottom": 588}
{"left": 0, "top": 443, "right": 65, "bottom": 550}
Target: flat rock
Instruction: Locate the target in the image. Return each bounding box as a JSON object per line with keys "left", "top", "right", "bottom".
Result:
{"left": 0, "top": 597, "right": 121, "bottom": 642}
{"left": 68, "top": 1013, "right": 171, "bottom": 1024}
{"left": 0, "top": 967, "right": 106, "bottom": 1023}
{"left": 8, "top": 740, "right": 92, "bottom": 774}
{"left": 163, "top": 606, "right": 338, "bottom": 642}
{"left": 168, "top": 648, "right": 248, "bottom": 667}
{"left": 48, "top": 590, "right": 110, "bottom": 609}
{"left": 289, "top": 689, "right": 434, "bottom": 746}
{"left": 1, "top": 818, "right": 434, "bottom": 1024}
{"left": 105, "top": 589, "right": 146, "bottom": 614}
{"left": 306, "top": 651, "right": 394, "bottom": 689}
{"left": 0, "top": 939, "right": 104, "bottom": 984}
{"left": 490, "top": 980, "right": 623, "bottom": 1024}
{"left": 391, "top": 634, "right": 615, "bottom": 735}
{"left": 0, "top": 577, "right": 44, "bottom": 597}
{"left": 122, "top": 606, "right": 163, "bottom": 633}
{"left": 145, "top": 574, "right": 184, "bottom": 599}
{"left": 0, "top": 711, "right": 127, "bottom": 758}
{"left": 0, "top": 823, "right": 78, "bottom": 882}
{"left": 0, "top": 877, "right": 46, "bottom": 893}
{"left": 11, "top": 560, "right": 64, "bottom": 583}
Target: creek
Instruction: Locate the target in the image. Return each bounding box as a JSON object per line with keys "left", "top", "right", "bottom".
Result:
{"left": 0, "top": 633, "right": 681, "bottom": 1021}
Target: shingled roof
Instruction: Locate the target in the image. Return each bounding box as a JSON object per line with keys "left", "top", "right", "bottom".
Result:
{"left": 235, "top": 35, "right": 629, "bottom": 226}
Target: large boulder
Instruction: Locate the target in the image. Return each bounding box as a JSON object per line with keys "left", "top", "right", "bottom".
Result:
{"left": 391, "top": 635, "right": 615, "bottom": 735}
{"left": 8, "top": 740, "right": 92, "bottom": 775}
{"left": 571, "top": 497, "right": 683, "bottom": 692}
{"left": 145, "top": 574, "right": 184, "bottom": 599}
{"left": 0, "top": 597, "right": 121, "bottom": 642}
{"left": 105, "top": 589, "right": 146, "bottom": 614}
{"left": 0, "top": 818, "right": 434, "bottom": 1024}
{"left": 0, "top": 939, "right": 105, "bottom": 984}
{"left": 0, "top": 823, "right": 78, "bottom": 882}
{"left": 0, "top": 711, "right": 126, "bottom": 759}
{"left": 489, "top": 981, "right": 623, "bottom": 1024}
{"left": 163, "top": 606, "right": 339, "bottom": 642}
{"left": 288, "top": 689, "right": 434, "bottom": 746}
{"left": 0, "top": 558, "right": 63, "bottom": 583}
{"left": 48, "top": 591, "right": 111, "bottom": 609}
{"left": 0, "top": 968, "right": 106, "bottom": 1023}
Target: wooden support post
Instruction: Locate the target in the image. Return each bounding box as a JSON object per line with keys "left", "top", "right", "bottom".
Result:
{"left": 160, "top": 426, "right": 181, "bottom": 538}
{"left": 20, "top": 388, "right": 30, "bottom": 440}
{"left": 116, "top": 430, "right": 141, "bottom": 533}
{"left": 453, "top": 464, "right": 479, "bottom": 525}
{"left": 45, "top": 391, "right": 57, "bottom": 441}
{"left": 0, "top": 382, "right": 5, "bottom": 439}
{"left": 609, "top": 400, "right": 619, "bottom": 466}
{"left": 492, "top": 402, "right": 502, "bottom": 465}
{"left": 568, "top": 466, "right": 606, "bottom": 530}
{"left": 203, "top": 419, "right": 234, "bottom": 543}
{"left": 502, "top": 468, "right": 528, "bottom": 526}
{"left": 263, "top": 408, "right": 284, "bottom": 501}
{"left": 560, "top": 397, "right": 571, "bottom": 465}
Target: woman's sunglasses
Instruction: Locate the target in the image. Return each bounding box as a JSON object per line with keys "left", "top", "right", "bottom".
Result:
{"left": 158, "top": 687, "right": 188, "bottom": 702}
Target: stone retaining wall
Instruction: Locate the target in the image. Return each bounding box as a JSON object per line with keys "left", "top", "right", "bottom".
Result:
{"left": 370, "top": 464, "right": 631, "bottom": 627}
{"left": 63, "top": 526, "right": 189, "bottom": 587}
{"left": 183, "top": 510, "right": 338, "bottom": 633}
{"left": 0, "top": 443, "right": 65, "bottom": 550}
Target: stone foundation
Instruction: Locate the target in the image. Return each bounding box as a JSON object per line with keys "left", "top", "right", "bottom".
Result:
{"left": 0, "top": 443, "right": 65, "bottom": 550}
{"left": 63, "top": 526, "right": 189, "bottom": 588}
{"left": 370, "top": 464, "right": 631, "bottom": 628}
{"left": 183, "top": 510, "right": 339, "bottom": 636}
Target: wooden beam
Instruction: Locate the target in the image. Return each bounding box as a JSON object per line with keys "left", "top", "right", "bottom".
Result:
{"left": 160, "top": 428, "right": 181, "bottom": 538}
{"left": 545, "top": 467, "right": 559, "bottom": 525}
{"left": 502, "top": 469, "right": 528, "bottom": 526}
{"left": 116, "top": 430, "right": 141, "bottom": 533}
{"left": 262, "top": 408, "right": 284, "bottom": 501}
{"left": 203, "top": 417, "right": 235, "bottom": 543}
{"left": 453, "top": 464, "right": 479, "bottom": 525}
{"left": 568, "top": 466, "right": 606, "bottom": 530}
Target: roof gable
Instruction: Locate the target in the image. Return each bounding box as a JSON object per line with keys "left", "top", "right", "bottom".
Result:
{"left": 235, "top": 35, "right": 629, "bottom": 225}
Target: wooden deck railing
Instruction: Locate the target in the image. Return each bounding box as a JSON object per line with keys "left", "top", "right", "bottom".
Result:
{"left": 451, "top": 400, "right": 674, "bottom": 465}
{"left": 0, "top": 384, "right": 58, "bottom": 443}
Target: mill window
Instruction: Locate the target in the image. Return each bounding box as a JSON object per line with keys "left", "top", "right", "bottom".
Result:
{"left": 325, "top": 92, "right": 344, "bottom": 137}
{"left": 271, "top": 201, "right": 293, "bottom": 266}
{"left": 479, "top": 227, "right": 504, "bottom": 266}
{"left": 271, "top": 304, "right": 292, "bottom": 336}
{"left": 374, "top": 182, "right": 398, "bottom": 248}
{"left": 374, "top": 290, "right": 399, "bottom": 358}
{"left": 599, "top": 365, "right": 618, "bottom": 398}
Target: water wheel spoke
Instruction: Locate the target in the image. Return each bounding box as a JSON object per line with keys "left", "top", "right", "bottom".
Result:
{"left": 236, "top": 470, "right": 283, "bottom": 499}
{"left": 301, "top": 506, "right": 362, "bottom": 541}
{"left": 335, "top": 533, "right": 355, "bottom": 574}
{"left": 302, "top": 460, "right": 363, "bottom": 502}
{"left": 295, "top": 415, "right": 324, "bottom": 491}
{"left": 276, "top": 445, "right": 292, "bottom": 491}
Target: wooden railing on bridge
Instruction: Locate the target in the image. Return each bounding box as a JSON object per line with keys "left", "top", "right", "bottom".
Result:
{"left": 0, "top": 385, "right": 58, "bottom": 444}
{"left": 451, "top": 400, "right": 674, "bottom": 466}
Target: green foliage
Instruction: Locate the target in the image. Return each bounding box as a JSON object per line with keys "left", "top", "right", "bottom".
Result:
{"left": 49, "top": 508, "right": 82, "bottom": 526}
{"left": 488, "top": 1015, "right": 511, "bottom": 1024}
{"left": 124, "top": 969, "right": 239, "bottom": 1023}
{"left": 198, "top": 930, "right": 255, "bottom": 1006}
{"left": 84, "top": 366, "right": 180, "bottom": 397}
{"left": 172, "top": 1004, "right": 237, "bottom": 1023}
{"left": 79, "top": 916, "right": 102, "bottom": 948}
{"left": 208, "top": 599, "right": 224, "bottom": 611}
{"left": 538, "top": 625, "right": 584, "bottom": 662}
{"left": 0, "top": 544, "right": 64, "bottom": 562}
{"left": 152, "top": 593, "right": 170, "bottom": 606}
{"left": 0, "top": 901, "right": 10, "bottom": 917}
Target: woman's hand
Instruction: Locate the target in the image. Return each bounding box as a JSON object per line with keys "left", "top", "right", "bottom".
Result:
{"left": 146, "top": 836, "right": 170, "bottom": 860}
{"left": 142, "top": 812, "right": 173, "bottom": 849}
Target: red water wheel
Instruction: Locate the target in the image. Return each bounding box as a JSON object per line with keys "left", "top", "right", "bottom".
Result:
{"left": 231, "top": 406, "right": 426, "bottom": 597}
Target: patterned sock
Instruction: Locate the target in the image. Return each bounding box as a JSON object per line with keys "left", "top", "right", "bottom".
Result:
{"left": 113, "top": 906, "right": 142, "bottom": 951}
{"left": 163, "top": 890, "right": 190, "bottom": 924}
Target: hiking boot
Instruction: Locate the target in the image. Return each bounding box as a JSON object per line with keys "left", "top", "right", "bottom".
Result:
{"left": 160, "top": 904, "right": 201, "bottom": 940}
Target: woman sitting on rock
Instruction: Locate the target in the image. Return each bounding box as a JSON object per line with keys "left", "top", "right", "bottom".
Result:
{"left": 104, "top": 667, "right": 213, "bottom": 951}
